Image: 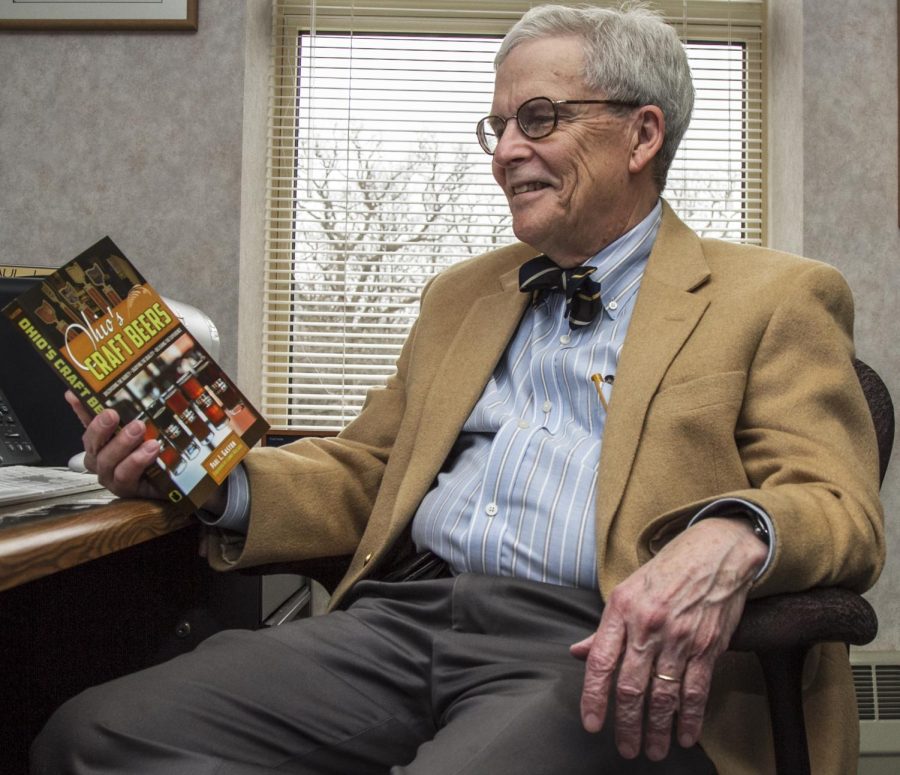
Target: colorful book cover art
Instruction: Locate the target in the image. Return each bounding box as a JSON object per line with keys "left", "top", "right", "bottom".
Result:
{"left": 0, "top": 237, "right": 268, "bottom": 511}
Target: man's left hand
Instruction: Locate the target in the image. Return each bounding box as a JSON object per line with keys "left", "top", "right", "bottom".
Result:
{"left": 570, "top": 517, "right": 767, "bottom": 761}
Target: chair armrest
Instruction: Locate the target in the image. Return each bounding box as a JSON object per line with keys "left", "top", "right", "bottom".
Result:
{"left": 239, "top": 555, "right": 352, "bottom": 595}
{"left": 729, "top": 587, "right": 878, "bottom": 653}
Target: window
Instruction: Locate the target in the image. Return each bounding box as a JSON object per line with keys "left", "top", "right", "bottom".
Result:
{"left": 265, "top": 0, "right": 764, "bottom": 430}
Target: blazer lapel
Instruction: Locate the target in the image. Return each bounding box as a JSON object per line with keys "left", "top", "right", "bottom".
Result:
{"left": 595, "top": 204, "right": 711, "bottom": 548}
{"left": 390, "top": 258, "right": 531, "bottom": 525}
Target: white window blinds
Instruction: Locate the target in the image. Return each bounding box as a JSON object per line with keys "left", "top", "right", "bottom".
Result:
{"left": 264, "top": 0, "right": 765, "bottom": 431}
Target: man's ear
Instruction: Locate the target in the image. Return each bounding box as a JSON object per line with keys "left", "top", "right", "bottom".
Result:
{"left": 628, "top": 105, "right": 665, "bottom": 175}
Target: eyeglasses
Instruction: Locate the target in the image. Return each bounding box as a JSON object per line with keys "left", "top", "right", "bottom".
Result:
{"left": 476, "top": 95, "right": 640, "bottom": 155}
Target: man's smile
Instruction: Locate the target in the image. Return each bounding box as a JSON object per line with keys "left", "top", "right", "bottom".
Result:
{"left": 511, "top": 181, "right": 551, "bottom": 195}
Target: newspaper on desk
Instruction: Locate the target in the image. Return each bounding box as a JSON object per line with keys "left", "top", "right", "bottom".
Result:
{"left": 0, "top": 465, "right": 106, "bottom": 507}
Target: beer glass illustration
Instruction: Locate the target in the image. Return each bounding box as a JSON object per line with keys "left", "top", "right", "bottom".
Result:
{"left": 164, "top": 385, "right": 212, "bottom": 443}
{"left": 202, "top": 362, "right": 246, "bottom": 415}
{"left": 84, "top": 261, "right": 124, "bottom": 306}
{"left": 144, "top": 417, "right": 187, "bottom": 475}
{"left": 180, "top": 375, "right": 227, "bottom": 428}
{"left": 152, "top": 405, "right": 200, "bottom": 461}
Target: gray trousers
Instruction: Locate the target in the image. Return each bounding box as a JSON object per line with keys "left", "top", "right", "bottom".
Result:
{"left": 31, "top": 574, "right": 716, "bottom": 774}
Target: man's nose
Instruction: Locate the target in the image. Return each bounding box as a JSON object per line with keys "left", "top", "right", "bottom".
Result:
{"left": 492, "top": 121, "right": 533, "bottom": 165}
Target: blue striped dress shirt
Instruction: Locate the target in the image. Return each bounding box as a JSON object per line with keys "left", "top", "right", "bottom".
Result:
{"left": 411, "top": 202, "right": 662, "bottom": 590}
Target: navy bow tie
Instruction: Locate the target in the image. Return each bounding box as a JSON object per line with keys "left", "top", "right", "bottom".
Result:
{"left": 518, "top": 254, "right": 602, "bottom": 330}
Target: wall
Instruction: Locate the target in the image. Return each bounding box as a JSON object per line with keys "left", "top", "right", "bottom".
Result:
{"left": 0, "top": 0, "right": 246, "bottom": 376}
{"left": 769, "top": 0, "right": 900, "bottom": 648}
{"left": 237, "top": 0, "right": 270, "bottom": 408}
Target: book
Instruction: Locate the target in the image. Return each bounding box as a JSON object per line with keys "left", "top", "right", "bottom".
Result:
{"left": 0, "top": 237, "right": 269, "bottom": 511}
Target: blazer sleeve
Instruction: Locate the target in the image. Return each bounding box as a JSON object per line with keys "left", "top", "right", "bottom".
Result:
{"left": 206, "top": 314, "right": 418, "bottom": 572}
{"left": 639, "top": 263, "right": 885, "bottom": 597}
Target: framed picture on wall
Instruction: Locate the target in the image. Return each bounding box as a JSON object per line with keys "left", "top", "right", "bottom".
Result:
{"left": 0, "top": 0, "right": 198, "bottom": 31}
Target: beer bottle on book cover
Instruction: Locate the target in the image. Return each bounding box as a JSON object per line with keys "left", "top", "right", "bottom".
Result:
{"left": 0, "top": 236, "right": 269, "bottom": 510}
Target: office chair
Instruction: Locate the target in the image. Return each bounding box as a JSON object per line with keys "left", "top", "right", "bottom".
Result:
{"left": 729, "top": 358, "right": 893, "bottom": 775}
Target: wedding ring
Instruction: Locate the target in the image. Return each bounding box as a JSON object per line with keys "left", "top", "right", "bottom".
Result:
{"left": 653, "top": 672, "right": 682, "bottom": 683}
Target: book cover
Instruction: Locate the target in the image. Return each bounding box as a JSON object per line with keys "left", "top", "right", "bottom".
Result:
{"left": 1, "top": 237, "right": 269, "bottom": 511}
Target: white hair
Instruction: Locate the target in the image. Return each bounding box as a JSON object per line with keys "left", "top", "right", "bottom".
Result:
{"left": 496, "top": 3, "right": 694, "bottom": 191}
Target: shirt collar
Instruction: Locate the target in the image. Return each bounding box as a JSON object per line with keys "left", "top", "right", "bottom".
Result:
{"left": 582, "top": 199, "right": 662, "bottom": 320}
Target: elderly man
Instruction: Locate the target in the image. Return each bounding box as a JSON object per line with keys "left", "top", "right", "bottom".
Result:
{"left": 34, "top": 4, "right": 882, "bottom": 774}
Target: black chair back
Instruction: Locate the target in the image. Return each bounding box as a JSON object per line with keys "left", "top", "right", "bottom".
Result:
{"left": 854, "top": 358, "right": 894, "bottom": 485}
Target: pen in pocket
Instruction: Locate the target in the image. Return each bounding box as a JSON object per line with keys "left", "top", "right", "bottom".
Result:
{"left": 590, "top": 373, "right": 613, "bottom": 413}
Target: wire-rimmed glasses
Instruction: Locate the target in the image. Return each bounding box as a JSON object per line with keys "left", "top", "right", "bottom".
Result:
{"left": 476, "top": 96, "right": 640, "bottom": 155}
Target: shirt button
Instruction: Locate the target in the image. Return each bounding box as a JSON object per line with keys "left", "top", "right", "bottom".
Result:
{"left": 542, "top": 400, "right": 552, "bottom": 413}
{"left": 559, "top": 334, "right": 571, "bottom": 345}
{"left": 485, "top": 502, "right": 498, "bottom": 517}
{"left": 363, "top": 553, "right": 373, "bottom": 565}
{"left": 517, "top": 419, "right": 529, "bottom": 429}
{"left": 608, "top": 300, "right": 618, "bottom": 311}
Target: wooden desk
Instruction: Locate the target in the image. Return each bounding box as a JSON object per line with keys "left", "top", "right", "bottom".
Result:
{"left": 0, "top": 496, "right": 262, "bottom": 775}
{"left": 0, "top": 494, "right": 192, "bottom": 591}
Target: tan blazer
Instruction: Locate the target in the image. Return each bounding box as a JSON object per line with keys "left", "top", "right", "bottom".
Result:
{"left": 213, "top": 202, "right": 884, "bottom": 774}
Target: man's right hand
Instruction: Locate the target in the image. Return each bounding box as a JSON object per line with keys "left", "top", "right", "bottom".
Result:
{"left": 65, "top": 390, "right": 163, "bottom": 501}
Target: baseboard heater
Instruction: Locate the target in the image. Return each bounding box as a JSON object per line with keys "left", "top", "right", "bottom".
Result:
{"left": 852, "top": 649, "right": 900, "bottom": 774}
